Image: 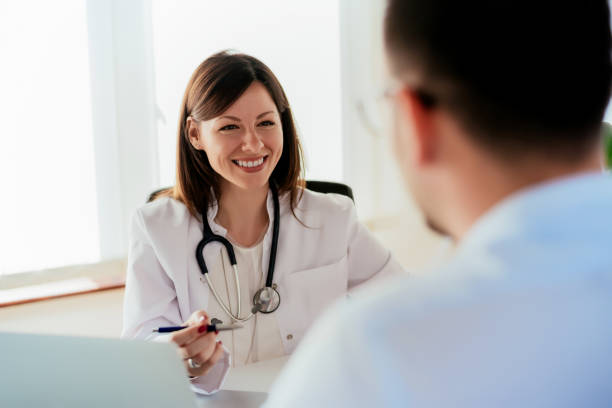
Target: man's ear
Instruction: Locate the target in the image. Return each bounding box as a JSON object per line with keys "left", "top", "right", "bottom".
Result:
{"left": 186, "top": 117, "right": 202, "bottom": 150}
{"left": 396, "top": 87, "right": 437, "bottom": 165}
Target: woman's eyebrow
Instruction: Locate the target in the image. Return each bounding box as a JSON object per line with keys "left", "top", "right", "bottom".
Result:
{"left": 217, "top": 111, "right": 274, "bottom": 122}
{"left": 256, "top": 110, "right": 274, "bottom": 119}
{"left": 218, "top": 115, "right": 241, "bottom": 122}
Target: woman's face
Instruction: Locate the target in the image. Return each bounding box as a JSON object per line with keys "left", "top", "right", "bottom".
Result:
{"left": 191, "top": 81, "right": 284, "bottom": 193}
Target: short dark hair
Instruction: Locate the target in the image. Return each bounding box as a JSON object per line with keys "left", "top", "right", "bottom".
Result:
{"left": 384, "top": 1, "right": 612, "bottom": 161}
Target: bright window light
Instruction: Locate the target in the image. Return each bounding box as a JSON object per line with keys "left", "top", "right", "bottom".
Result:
{"left": 0, "top": 1, "right": 100, "bottom": 275}
{"left": 151, "top": 0, "right": 343, "bottom": 187}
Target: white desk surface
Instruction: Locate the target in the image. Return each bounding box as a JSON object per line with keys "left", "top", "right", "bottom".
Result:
{"left": 195, "top": 356, "right": 289, "bottom": 407}
{"left": 221, "top": 356, "right": 289, "bottom": 392}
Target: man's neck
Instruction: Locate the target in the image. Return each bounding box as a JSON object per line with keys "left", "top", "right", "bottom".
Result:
{"left": 216, "top": 182, "right": 269, "bottom": 247}
{"left": 449, "top": 149, "right": 603, "bottom": 241}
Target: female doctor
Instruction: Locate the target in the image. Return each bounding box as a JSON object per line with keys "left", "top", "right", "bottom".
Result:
{"left": 121, "top": 51, "right": 403, "bottom": 394}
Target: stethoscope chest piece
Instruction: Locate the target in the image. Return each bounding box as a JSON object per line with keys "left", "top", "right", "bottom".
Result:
{"left": 252, "top": 285, "right": 281, "bottom": 314}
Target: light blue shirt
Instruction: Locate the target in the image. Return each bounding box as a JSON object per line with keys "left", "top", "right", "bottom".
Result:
{"left": 265, "top": 172, "right": 612, "bottom": 407}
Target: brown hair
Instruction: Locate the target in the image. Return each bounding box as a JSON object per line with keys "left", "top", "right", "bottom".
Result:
{"left": 156, "top": 51, "right": 305, "bottom": 219}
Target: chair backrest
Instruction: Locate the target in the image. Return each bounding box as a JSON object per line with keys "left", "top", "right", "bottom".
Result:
{"left": 304, "top": 180, "right": 354, "bottom": 202}
{"left": 147, "top": 181, "right": 354, "bottom": 203}
{"left": 147, "top": 187, "right": 169, "bottom": 203}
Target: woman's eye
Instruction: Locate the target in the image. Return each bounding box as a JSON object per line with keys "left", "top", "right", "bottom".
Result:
{"left": 219, "top": 124, "right": 239, "bottom": 131}
{"left": 258, "top": 120, "right": 275, "bottom": 127}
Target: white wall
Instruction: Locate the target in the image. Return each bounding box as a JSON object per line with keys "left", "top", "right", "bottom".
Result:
{"left": 339, "top": 0, "right": 414, "bottom": 219}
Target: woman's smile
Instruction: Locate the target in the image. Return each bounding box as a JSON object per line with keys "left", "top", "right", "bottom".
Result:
{"left": 232, "top": 155, "right": 268, "bottom": 173}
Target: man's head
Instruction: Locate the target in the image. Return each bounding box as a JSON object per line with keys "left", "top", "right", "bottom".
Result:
{"left": 384, "top": 0, "right": 611, "bottom": 239}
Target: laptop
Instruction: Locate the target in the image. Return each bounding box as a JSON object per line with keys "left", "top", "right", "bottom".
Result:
{"left": 0, "top": 331, "right": 266, "bottom": 408}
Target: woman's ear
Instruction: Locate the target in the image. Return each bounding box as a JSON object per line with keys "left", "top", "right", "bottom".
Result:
{"left": 186, "top": 117, "right": 202, "bottom": 150}
{"left": 396, "top": 87, "right": 438, "bottom": 166}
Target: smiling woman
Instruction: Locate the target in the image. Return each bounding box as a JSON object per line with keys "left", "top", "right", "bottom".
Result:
{"left": 121, "top": 51, "right": 404, "bottom": 395}
{"left": 188, "top": 83, "right": 286, "bottom": 205}
{"left": 157, "top": 52, "right": 304, "bottom": 223}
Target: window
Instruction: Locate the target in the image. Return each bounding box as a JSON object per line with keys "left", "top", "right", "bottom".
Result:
{"left": 0, "top": 2, "right": 100, "bottom": 275}
{"left": 0, "top": 0, "right": 159, "bottom": 279}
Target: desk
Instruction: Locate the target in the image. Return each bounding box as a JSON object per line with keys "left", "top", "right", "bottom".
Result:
{"left": 222, "top": 356, "right": 289, "bottom": 392}
{"left": 196, "top": 356, "right": 289, "bottom": 407}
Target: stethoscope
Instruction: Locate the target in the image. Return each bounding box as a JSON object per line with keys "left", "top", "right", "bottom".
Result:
{"left": 195, "top": 185, "right": 281, "bottom": 322}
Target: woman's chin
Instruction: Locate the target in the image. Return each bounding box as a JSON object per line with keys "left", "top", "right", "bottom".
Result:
{"left": 225, "top": 175, "right": 271, "bottom": 192}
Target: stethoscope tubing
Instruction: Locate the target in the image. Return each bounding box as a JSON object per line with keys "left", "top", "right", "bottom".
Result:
{"left": 265, "top": 184, "right": 280, "bottom": 288}
{"left": 195, "top": 184, "right": 280, "bottom": 321}
{"left": 204, "top": 268, "right": 254, "bottom": 322}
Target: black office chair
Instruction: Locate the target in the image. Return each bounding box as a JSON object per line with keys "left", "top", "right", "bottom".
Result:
{"left": 304, "top": 180, "right": 354, "bottom": 202}
{"left": 147, "top": 188, "right": 169, "bottom": 203}
{"left": 147, "top": 180, "right": 354, "bottom": 203}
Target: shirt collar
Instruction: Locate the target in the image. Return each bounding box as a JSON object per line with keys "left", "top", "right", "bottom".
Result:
{"left": 456, "top": 171, "right": 612, "bottom": 256}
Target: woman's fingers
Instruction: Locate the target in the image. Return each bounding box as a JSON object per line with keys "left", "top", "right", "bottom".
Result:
{"left": 189, "top": 341, "right": 225, "bottom": 377}
{"left": 171, "top": 309, "right": 211, "bottom": 347}
{"left": 178, "top": 331, "right": 217, "bottom": 360}
{"left": 169, "top": 323, "right": 208, "bottom": 347}
{"left": 171, "top": 309, "right": 223, "bottom": 378}
{"left": 184, "top": 310, "right": 209, "bottom": 327}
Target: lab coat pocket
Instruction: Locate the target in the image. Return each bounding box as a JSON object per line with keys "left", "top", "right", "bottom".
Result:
{"left": 278, "top": 255, "right": 348, "bottom": 352}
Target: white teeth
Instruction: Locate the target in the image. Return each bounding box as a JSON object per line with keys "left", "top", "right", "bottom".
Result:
{"left": 236, "top": 157, "right": 264, "bottom": 168}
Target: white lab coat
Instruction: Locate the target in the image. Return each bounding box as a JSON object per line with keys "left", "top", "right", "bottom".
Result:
{"left": 121, "top": 188, "right": 403, "bottom": 393}
{"left": 265, "top": 172, "right": 612, "bottom": 407}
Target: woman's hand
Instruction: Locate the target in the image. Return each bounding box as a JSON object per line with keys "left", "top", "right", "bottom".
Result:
{"left": 169, "top": 310, "right": 225, "bottom": 378}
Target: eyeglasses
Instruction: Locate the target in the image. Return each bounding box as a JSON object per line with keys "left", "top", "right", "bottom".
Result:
{"left": 357, "top": 83, "right": 437, "bottom": 138}
{"left": 356, "top": 82, "right": 403, "bottom": 139}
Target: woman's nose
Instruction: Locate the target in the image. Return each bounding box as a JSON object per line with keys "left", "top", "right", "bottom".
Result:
{"left": 241, "top": 128, "right": 264, "bottom": 152}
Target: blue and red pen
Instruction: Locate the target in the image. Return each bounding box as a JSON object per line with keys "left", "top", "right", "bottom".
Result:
{"left": 152, "top": 323, "right": 243, "bottom": 333}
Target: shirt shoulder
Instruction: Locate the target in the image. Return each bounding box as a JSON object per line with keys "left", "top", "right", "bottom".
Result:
{"left": 340, "top": 257, "right": 510, "bottom": 334}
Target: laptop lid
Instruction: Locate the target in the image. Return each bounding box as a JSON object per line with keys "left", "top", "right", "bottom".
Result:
{"left": 0, "top": 331, "right": 198, "bottom": 408}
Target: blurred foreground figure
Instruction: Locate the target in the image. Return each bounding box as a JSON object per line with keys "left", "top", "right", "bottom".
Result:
{"left": 265, "top": 1, "right": 612, "bottom": 407}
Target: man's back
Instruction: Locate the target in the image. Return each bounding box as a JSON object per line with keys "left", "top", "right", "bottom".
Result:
{"left": 265, "top": 174, "right": 612, "bottom": 407}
